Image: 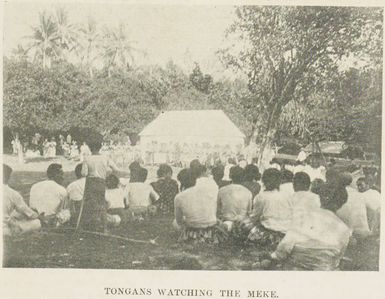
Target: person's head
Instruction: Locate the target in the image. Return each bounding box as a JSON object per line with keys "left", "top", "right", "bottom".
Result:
{"left": 106, "top": 174, "right": 120, "bottom": 189}
{"left": 280, "top": 169, "right": 294, "bottom": 184}
{"left": 340, "top": 172, "right": 353, "bottom": 187}
{"left": 137, "top": 167, "right": 148, "bottom": 183}
{"left": 190, "top": 161, "right": 206, "bottom": 179}
{"left": 74, "top": 163, "right": 83, "bottom": 179}
{"left": 325, "top": 168, "right": 340, "bottom": 185}
{"left": 3, "top": 164, "right": 12, "bottom": 185}
{"left": 228, "top": 157, "right": 236, "bottom": 165}
{"left": 47, "top": 163, "right": 64, "bottom": 184}
{"left": 177, "top": 168, "right": 196, "bottom": 191}
{"left": 212, "top": 164, "right": 225, "bottom": 182}
{"left": 262, "top": 168, "right": 281, "bottom": 191}
{"left": 243, "top": 164, "right": 261, "bottom": 182}
{"left": 357, "top": 177, "right": 369, "bottom": 193}
{"left": 229, "top": 166, "right": 245, "bottom": 184}
{"left": 189, "top": 159, "right": 201, "bottom": 170}
{"left": 310, "top": 158, "right": 320, "bottom": 169}
{"left": 293, "top": 172, "right": 311, "bottom": 192}
{"left": 157, "top": 164, "right": 173, "bottom": 179}
{"left": 311, "top": 178, "right": 325, "bottom": 195}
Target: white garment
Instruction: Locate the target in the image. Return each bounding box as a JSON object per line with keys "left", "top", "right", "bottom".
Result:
{"left": 125, "top": 183, "right": 159, "bottom": 208}
{"left": 280, "top": 183, "right": 294, "bottom": 195}
{"left": 360, "top": 189, "right": 381, "bottom": 233}
{"left": 82, "top": 155, "right": 117, "bottom": 179}
{"left": 66, "top": 178, "right": 86, "bottom": 202}
{"left": 297, "top": 151, "right": 307, "bottom": 162}
{"left": 30, "top": 180, "right": 68, "bottom": 216}
{"left": 218, "top": 184, "right": 252, "bottom": 221}
{"left": 106, "top": 188, "right": 126, "bottom": 209}
{"left": 253, "top": 190, "right": 292, "bottom": 233}
{"left": 336, "top": 186, "right": 370, "bottom": 238}
{"left": 303, "top": 165, "right": 325, "bottom": 181}
{"left": 195, "top": 177, "right": 219, "bottom": 202}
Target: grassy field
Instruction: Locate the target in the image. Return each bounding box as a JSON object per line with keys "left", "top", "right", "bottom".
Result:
{"left": 2, "top": 155, "right": 380, "bottom": 270}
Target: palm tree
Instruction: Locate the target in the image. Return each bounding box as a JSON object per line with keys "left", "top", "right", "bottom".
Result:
{"left": 26, "top": 11, "right": 60, "bottom": 68}
{"left": 11, "top": 44, "right": 28, "bottom": 61}
{"left": 101, "top": 23, "right": 138, "bottom": 77}
{"left": 55, "top": 7, "right": 79, "bottom": 60}
{"left": 78, "top": 17, "right": 100, "bottom": 77}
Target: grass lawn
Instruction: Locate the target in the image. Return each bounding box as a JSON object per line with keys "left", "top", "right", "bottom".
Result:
{"left": 2, "top": 155, "right": 380, "bottom": 270}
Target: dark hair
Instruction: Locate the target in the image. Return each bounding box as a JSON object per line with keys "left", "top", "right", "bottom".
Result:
{"left": 47, "top": 163, "right": 63, "bottom": 180}
{"left": 319, "top": 183, "right": 348, "bottom": 212}
{"left": 129, "top": 161, "right": 141, "bottom": 172}
{"left": 244, "top": 164, "right": 261, "bottom": 181}
{"left": 212, "top": 164, "right": 224, "bottom": 181}
{"left": 3, "top": 164, "right": 12, "bottom": 184}
{"left": 281, "top": 169, "right": 294, "bottom": 184}
{"left": 340, "top": 172, "right": 353, "bottom": 187}
{"left": 137, "top": 167, "right": 148, "bottom": 183}
{"left": 311, "top": 178, "right": 325, "bottom": 195}
{"left": 262, "top": 168, "right": 281, "bottom": 191}
{"left": 75, "top": 163, "right": 83, "bottom": 179}
{"left": 293, "top": 172, "right": 311, "bottom": 192}
{"left": 157, "top": 164, "right": 172, "bottom": 178}
{"left": 190, "top": 161, "right": 206, "bottom": 179}
{"left": 229, "top": 166, "right": 245, "bottom": 184}
{"left": 177, "top": 168, "right": 196, "bottom": 191}
{"left": 106, "top": 174, "right": 120, "bottom": 189}
{"left": 325, "top": 168, "right": 340, "bottom": 184}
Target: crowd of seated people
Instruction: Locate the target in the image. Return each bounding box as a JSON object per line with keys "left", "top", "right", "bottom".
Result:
{"left": 3, "top": 149, "right": 381, "bottom": 270}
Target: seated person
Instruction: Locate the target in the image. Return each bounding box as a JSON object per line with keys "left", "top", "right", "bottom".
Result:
{"left": 336, "top": 173, "right": 371, "bottom": 239}
{"left": 177, "top": 168, "right": 196, "bottom": 191}
{"left": 125, "top": 167, "right": 159, "bottom": 217}
{"left": 190, "top": 162, "right": 219, "bottom": 203}
{"left": 3, "top": 164, "right": 41, "bottom": 236}
{"left": 212, "top": 164, "right": 230, "bottom": 188}
{"left": 105, "top": 174, "right": 127, "bottom": 225}
{"left": 174, "top": 168, "right": 226, "bottom": 243}
{"left": 241, "top": 164, "right": 261, "bottom": 199}
{"left": 317, "top": 169, "right": 348, "bottom": 213}
{"left": 239, "top": 168, "right": 292, "bottom": 247}
{"left": 264, "top": 188, "right": 351, "bottom": 271}
{"left": 280, "top": 169, "right": 294, "bottom": 195}
{"left": 66, "top": 163, "right": 86, "bottom": 224}
{"left": 290, "top": 172, "right": 321, "bottom": 213}
{"left": 151, "top": 164, "right": 179, "bottom": 215}
{"left": 356, "top": 177, "right": 381, "bottom": 235}
{"left": 29, "top": 163, "right": 69, "bottom": 225}
{"left": 218, "top": 166, "right": 252, "bottom": 227}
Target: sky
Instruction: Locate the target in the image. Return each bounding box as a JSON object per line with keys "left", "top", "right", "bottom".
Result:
{"left": 3, "top": 2, "right": 238, "bottom": 77}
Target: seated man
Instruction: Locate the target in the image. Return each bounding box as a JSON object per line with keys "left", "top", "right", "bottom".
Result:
{"left": 218, "top": 166, "right": 252, "bottom": 228}
{"left": 174, "top": 168, "right": 226, "bottom": 243}
{"left": 289, "top": 172, "right": 321, "bottom": 217}
{"left": 125, "top": 167, "right": 159, "bottom": 217}
{"left": 66, "top": 163, "right": 86, "bottom": 225}
{"left": 337, "top": 173, "right": 371, "bottom": 239}
{"left": 105, "top": 174, "right": 127, "bottom": 225}
{"left": 241, "top": 164, "right": 261, "bottom": 199}
{"left": 356, "top": 177, "right": 381, "bottom": 235}
{"left": 263, "top": 184, "right": 351, "bottom": 271}
{"left": 3, "top": 164, "right": 41, "bottom": 236}
{"left": 280, "top": 169, "right": 294, "bottom": 195}
{"left": 29, "top": 163, "right": 69, "bottom": 225}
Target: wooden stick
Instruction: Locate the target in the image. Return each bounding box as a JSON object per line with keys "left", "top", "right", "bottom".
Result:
{"left": 45, "top": 227, "right": 158, "bottom": 245}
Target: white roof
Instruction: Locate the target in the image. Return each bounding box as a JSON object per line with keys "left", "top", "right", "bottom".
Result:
{"left": 139, "top": 110, "right": 245, "bottom": 138}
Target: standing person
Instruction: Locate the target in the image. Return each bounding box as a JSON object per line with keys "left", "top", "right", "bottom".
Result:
{"left": 43, "top": 138, "right": 49, "bottom": 157}
{"left": 217, "top": 166, "right": 252, "bottom": 230}
{"left": 29, "top": 163, "right": 69, "bottom": 226}
{"left": 3, "top": 164, "right": 41, "bottom": 236}
{"left": 241, "top": 164, "right": 261, "bottom": 199}
{"left": 80, "top": 141, "right": 91, "bottom": 162}
{"left": 48, "top": 137, "right": 57, "bottom": 157}
{"left": 70, "top": 141, "right": 79, "bottom": 160}
{"left": 66, "top": 134, "right": 72, "bottom": 144}
{"left": 151, "top": 164, "right": 179, "bottom": 215}
{"left": 80, "top": 135, "right": 129, "bottom": 232}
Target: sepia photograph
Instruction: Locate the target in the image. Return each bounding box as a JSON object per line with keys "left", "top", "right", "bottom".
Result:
{"left": 2, "top": 1, "right": 383, "bottom": 274}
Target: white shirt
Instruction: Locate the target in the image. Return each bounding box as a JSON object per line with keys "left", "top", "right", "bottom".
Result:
{"left": 82, "top": 155, "right": 118, "bottom": 180}
{"left": 195, "top": 177, "right": 219, "bottom": 203}
{"left": 3, "top": 184, "right": 37, "bottom": 226}
{"left": 175, "top": 185, "right": 218, "bottom": 228}
{"left": 106, "top": 188, "right": 126, "bottom": 209}
{"left": 280, "top": 183, "right": 294, "bottom": 195}
{"left": 252, "top": 190, "right": 292, "bottom": 233}
{"left": 297, "top": 151, "right": 307, "bottom": 162}
{"left": 30, "top": 180, "right": 68, "bottom": 216}
{"left": 125, "top": 183, "right": 159, "bottom": 208}
{"left": 66, "top": 177, "right": 86, "bottom": 202}
{"left": 273, "top": 208, "right": 351, "bottom": 270}
{"left": 360, "top": 189, "right": 381, "bottom": 233}
{"left": 218, "top": 184, "right": 252, "bottom": 221}
{"left": 289, "top": 191, "right": 321, "bottom": 228}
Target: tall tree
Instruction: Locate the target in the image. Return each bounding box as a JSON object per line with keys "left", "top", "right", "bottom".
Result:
{"left": 78, "top": 17, "right": 100, "bottom": 77}
{"left": 54, "top": 7, "right": 79, "bottom": 61}
{"left": 221, "top": 6, "right": 382, "bottom": 167}
{"left": 26, "top": 11, "right": 61, "bottom": 68}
